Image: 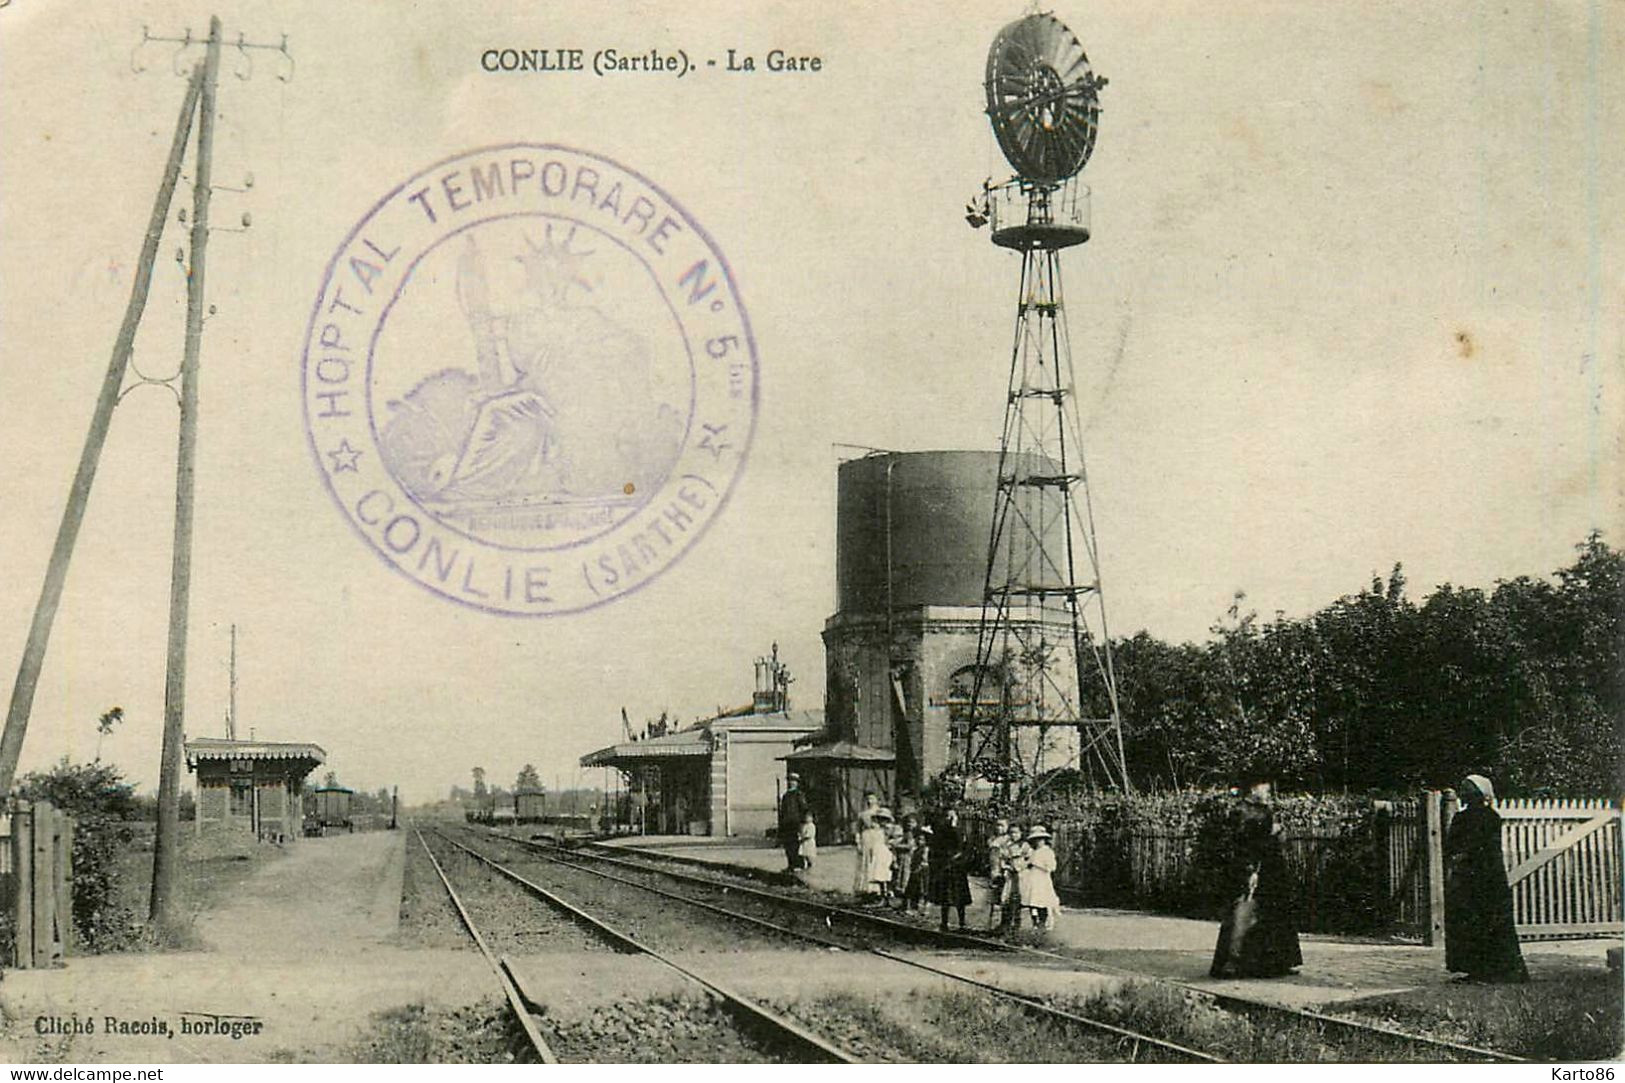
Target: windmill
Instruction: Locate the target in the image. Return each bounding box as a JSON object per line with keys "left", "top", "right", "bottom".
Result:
{"left": 962, "top": 11, "right": 1130, "bottom": 795}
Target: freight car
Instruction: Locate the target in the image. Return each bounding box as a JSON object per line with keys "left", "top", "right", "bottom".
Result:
{"left": 514, "top": 788, "right": 546, "bottom": 824}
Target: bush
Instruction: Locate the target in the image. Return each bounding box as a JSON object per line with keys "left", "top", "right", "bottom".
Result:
{"left": 15, "top": 757, "right": 147, "bottom": 952}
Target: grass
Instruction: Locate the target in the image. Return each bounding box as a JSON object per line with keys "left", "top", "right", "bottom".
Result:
{"left": 342, "top": 999, "right": 520, "bottom": 1063}
{"left": 1058, "top": 980, "right": 1418, "bottom": 1062}
{"left": 99, "top": 826, "right": 284, "bottom": 952}
{"left": 785, "top": 986, "right": 1231, "bottom": 1063}
{"left": 1333, "top": 970, "right": 1624, "bottom": 1061}
{"left": 795, "top": 980, "right": 1529, "bottom": 1062}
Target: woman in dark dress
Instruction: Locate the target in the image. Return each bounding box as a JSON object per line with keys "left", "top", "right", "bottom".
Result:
{"left": 1210, "top": 780, "right": 1302, "bottom": 978}
{"left": 1444, "top": 774, "right": 1529, "bottom": 983}
{"left": 927, "top": 808, "right": 973, "bottom": 930}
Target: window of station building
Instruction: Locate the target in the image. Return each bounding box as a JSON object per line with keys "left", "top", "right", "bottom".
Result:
{"left": 230, "top": 781, "right": 253, "bottom": 818}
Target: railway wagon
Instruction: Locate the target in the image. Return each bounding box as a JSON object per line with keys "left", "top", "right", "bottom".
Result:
{"left": 306, "top": 785, "right": 354, "bottom": 835}
{"left": 515, "top": 789, "right": 546, "bottom": 824}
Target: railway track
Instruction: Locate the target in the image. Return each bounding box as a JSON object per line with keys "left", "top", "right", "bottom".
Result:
{"left": 416, "top": 826, "right": 859, "bottom": 1063}
{"left": 410, "top": 826, "right": 560, "bottom": 1063}
{"left": 506, "top": 830, "right": 1525, "bottom": 1063}
{"left": 458, "top": 825, "right": 1220, "bottom": 1063}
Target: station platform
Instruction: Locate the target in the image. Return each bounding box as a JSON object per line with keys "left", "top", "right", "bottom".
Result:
{"left": 597, "top": 834, "right": 1621, "bottom": 1011}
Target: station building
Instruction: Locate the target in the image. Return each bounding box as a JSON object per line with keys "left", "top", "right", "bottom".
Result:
{"left": 185, "top": 737, "right": 326, "bottom": 842}
{"left": 580, "top": 653, "right": 823, "bottom": 837}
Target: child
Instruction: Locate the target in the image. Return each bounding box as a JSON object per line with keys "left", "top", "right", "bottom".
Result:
{"left": 999, "top": 821, "right": 1027, "bottom": 930}
{"left": 904, "top": 822, "right": 932, "bottom": 911}
{"left": 797, "top": 810, "right": 817, "bottom": 875}
{"left": 891, "top": 815, "right": 917, "bottom": 905}
{"left": 859, "top": 807, "right": 895, "bottom": 902}
{"left": 1019, "top": 825, "right": 1061, "bottom": 929}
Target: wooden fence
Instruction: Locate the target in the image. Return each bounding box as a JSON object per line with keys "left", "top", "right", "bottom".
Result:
{"left": 1, "top": 800, "right": 75, "bottom": 968}
{"left": 1380, "top": 793, "right": 1623, "bottom": 942}
{"left": 969, "top": 792, "right": 1622, "bottom": 941}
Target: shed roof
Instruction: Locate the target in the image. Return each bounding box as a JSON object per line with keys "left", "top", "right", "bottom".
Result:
{"left": 185, "top": 738, "right": 327, "bottom": 767}
{"left": 780, "top": 740, "right": 896, "bottom": 764}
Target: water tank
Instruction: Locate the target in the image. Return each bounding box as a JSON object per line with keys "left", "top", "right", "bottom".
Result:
{"left": 835, "top": 450, "right": 1061, "bottom": 615}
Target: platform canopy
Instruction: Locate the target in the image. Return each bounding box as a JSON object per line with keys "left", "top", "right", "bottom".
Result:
{"left": 580, "top": 727, "right": 711, "bottom": 768}
{"left": 184, "top": 737, "right": 326, "bottom": 772}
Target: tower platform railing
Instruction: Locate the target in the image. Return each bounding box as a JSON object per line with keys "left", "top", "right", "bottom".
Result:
{"left": 988, "top": 177, "right": 1091, "bottom": 250}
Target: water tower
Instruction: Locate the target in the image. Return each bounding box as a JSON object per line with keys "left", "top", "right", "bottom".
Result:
{"left": 961, "top": 10, "right": 1130, "bottom": 793}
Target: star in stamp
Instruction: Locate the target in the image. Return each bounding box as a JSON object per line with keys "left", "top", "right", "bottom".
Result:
{"left": 301, "top": 144, "right": 757, "bottom": 615}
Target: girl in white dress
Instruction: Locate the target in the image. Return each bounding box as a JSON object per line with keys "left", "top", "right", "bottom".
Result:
{"left": 1019, "top": 825, "right": 1062, "bottom": 929}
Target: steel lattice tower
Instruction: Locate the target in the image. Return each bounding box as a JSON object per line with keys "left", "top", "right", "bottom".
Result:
{"left": 962, "top": 12, "right": 1129, "bottom": 795}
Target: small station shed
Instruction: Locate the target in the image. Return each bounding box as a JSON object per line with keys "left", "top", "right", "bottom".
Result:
{"left": 308, "top": 786, "right": 354, "bottom": 834}
{"left": 185, "top": 737, "right": 326, "bottom": 842}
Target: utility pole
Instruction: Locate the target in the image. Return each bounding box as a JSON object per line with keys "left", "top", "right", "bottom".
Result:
{"left": 0, "top": 68, "right": 204, "bottom": 800}
{"left": 225, "top": 623, "right": 237, "bottom": 740}
{"left": 150, "top": 17, "right": 222, "bottom": 932}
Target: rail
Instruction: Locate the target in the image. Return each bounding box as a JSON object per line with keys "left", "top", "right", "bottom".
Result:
{"left": 410, "top": 825, "right": 559, "bottom": 1063}
{"left": 490, "top": 829, "right": 1219, "bottom": 1063}
{"left": 427, "top": 827, "right": 859, "bottom": 1064}
{"left": 534, "top": 832, "right": 1526, "bottom": 1063}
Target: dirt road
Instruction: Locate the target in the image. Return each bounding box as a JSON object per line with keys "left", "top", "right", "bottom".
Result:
{"left": 0, "top": 832, "right": 489, "bottom": 1063}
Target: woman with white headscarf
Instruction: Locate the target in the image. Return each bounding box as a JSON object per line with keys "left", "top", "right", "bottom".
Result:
{"left": 1443, "top": 774, "right": 1529, "bottom": 983}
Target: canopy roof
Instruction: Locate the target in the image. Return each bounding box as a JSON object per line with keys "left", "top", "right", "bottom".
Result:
{"left": 185, "top": 737, "right": 327, "bottom": 768}
{"left": 580, "top": 708, "right": 825, "bottom": 768}
{"left": 580, "top": 728, "right": 710, "bottom": 767}
{"left": 780, "top": 740, "right": 896, "bottom": 764}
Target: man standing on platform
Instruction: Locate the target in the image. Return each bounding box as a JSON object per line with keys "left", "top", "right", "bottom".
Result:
{"left": 778, "top": 773, "right": 810, "bottom": 880}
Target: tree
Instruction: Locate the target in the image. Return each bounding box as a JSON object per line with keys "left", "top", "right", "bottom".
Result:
{"left": 1098, "top": 535, "right": 1619, "bottom": 795}
{"left": 472, "top": 766, "right": 487, "bottom": 799}
{"left": 94, "top": 706, "right": 124, "bottom": 762}
{"left": 323, "top": 770, "right": 338, "bottom": 789}
{"left": 515, "top": 764, "right": 542, "bottom": 792}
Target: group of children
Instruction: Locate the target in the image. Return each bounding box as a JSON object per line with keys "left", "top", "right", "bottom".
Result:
{"left": 987, "top": 818, "right": 1062, "bottom": 930}
{"left": 849, "top": 800, "right": 1062, "bottom": 932}
{"left": 852, "top": 803, "right": 930, "bottom": 908}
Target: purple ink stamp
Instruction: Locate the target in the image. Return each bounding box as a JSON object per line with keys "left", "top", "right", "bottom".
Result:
{"left": 301, "top": 144, "right": 757, "bottom": 615}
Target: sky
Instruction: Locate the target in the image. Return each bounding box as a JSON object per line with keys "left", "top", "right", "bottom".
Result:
{"left": 0, "top": 1, "right": 1618, "bottom": 804}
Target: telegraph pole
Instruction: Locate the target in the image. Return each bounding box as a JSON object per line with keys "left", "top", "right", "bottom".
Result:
{"left": 226, "top": 623, "right": 237, "bottom": 740}
{"left": 0, "top": 69, "right": 204, "bottom": 800}
{"left": 150, "top": 17, "right": 222, "bottom": 932}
